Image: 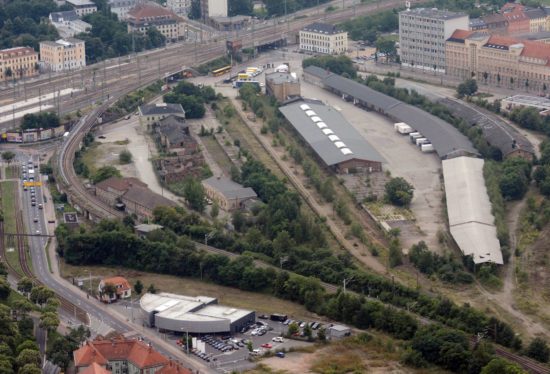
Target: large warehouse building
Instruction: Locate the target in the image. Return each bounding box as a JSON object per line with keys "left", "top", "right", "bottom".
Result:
{"left": 442, "top": 157, "right": 502, "bottom": 264}
{"left": 303, "top": 66, "right": 479, "bottom": 159}
{"left": 140, "top": 293, "right": 255, "bottom": 334}
{"left": 279, "top": 99, "right": 384, "bottom": 173}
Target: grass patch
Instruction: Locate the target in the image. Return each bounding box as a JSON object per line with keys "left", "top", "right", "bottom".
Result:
{"left": 79, "top": 142, "right": 102, "bottom": 176}
{"left": 200, "top": 135, "right": 234, "bottom": 173}
{"left": 45, "top": 238, "right": 53, "bottom": 273}
{"left": 114, "top": 139, "right": 130, "bottom": 145}
{"left": 60, "top": 262, "right": 324, "bottom": 321}
{"left": 1, "top": 181, "right": 23, "bottom": 276}
{"left": 5, "top": 165, "right": 20, "bottom": 179}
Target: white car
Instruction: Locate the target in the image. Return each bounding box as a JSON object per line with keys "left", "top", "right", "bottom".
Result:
{"left": 272, "top": 337, "right": 284, "bottom": 343}
{"left": 251, "top": 329, "right": 259, "bottom": 336}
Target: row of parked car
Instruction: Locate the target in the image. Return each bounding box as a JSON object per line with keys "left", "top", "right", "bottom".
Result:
{"left": 190, "top": 349, "right": 216, "bottom": 362}
{"left": 201, "top": 335, "right": 243, "bottom": 352}
{"left": 283, "top": 319, "right": 323, "bottom": 330}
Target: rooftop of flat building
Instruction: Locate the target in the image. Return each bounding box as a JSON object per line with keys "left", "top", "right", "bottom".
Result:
{"left": 399, "top": 7, "right": 467, "bottom": 20}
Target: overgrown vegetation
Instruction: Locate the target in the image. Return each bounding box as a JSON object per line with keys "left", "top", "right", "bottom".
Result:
{"left": 106, "top": 81, "right": 163, "bottom": 119}
{"left": 164, "top": 81, "right": 218, "bottom": 119}
{"left": 303, "top": 55, "right": 357, "bottom": 78}
{"left": 21, "top": 112, "right": 60, "bottom": 130}
{"left": 195, "top": 56, "right": 231, "bottom": 75}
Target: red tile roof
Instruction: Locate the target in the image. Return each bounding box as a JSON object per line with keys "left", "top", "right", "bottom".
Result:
{"left": 80, "top": 363, "right": 111, "bottom": 374}
{"left": 0, "top": 47, "right": 37, "bottom": 58}
{"left": 520, "top": 40, "right": 550, "bottom": 63}
{"left": 102, "top": 276, "right": 131, "bottom": 294}
{"left": 127, "top": 4, "right": 178, "bottom": 20}
{"left": 74, "top": 339, "right": 169, "bottom": 369}
{"left": 449, "top": 29, "right": 474, "bottom": 41}
{"left": 486, "top": 35, "right": 521, "bottom": 47}
{"left": 157, "top": 360, "right": 192, "bottom": 374}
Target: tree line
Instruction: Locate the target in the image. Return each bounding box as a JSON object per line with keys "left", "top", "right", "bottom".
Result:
{"left": 164, "top": 81, "right": 218, "bottom": 119}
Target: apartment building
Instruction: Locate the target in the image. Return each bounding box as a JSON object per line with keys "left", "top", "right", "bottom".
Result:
{"left": 299, "top": 22, "right": 348, "bottom": 55}
{"left": 127, "top": 3, "right": 186, "bottom": 41}
{"left": 446, "top": 29, "right": 550, "bottom": 92}
{"left": 525, "top": 8, "right": 547, "bottom": 33}
{"left": 65, "top": 0, "right": 97, "bottom": 17}
{"left": 399, "top": 8, "right": 469, "bottom": 72}
{"left": 0, "top": 47, "right": 39, "bottom": 82}
{"left": 108, "top": 0, "right": 138, "bottom": 20}
{"left": 200, "top": 0, "right": 227, "bottom": 18}
{"left": 49, "top": 10, "right": 91, "bottom": 37}
{"left": 39, "top": 38, "right": 86, "bottom": 72}
{"left": 166, "top": 0, "right": 191, "bottom": 16}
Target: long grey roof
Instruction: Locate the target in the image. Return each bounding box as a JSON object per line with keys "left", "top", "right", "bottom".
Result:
{"left": 139, "top": 103, "right": 185, "bottom": 116}
{"left": 317, "top": 71, "right": 478, "bottom": 158}
{"left": 279, "top": 99, "right": 384, "bottom": 166}
{"left": 202, "top": 176, "right": 257, "bottom": 200}
{"left": 50, "top": 10, "right": 79, "bottom": 22}
{"left": 399, "top": 7, "right": 467, "bottom": 20}
{"left": 302, "top": 22, "right": 344, "bottom": 34}
{"left": 265, "top": 72, "right": 298, "bottom": 85}
{"left": 438, "top": 98, "right": 534, "bottom": 157}
{"left": 303, "top": 65, "right": 333, "bottom": 80}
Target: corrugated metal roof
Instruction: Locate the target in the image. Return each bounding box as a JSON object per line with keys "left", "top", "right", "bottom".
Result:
{"left": 442, "top": 157, "right": 502, "bottom": 264}
{"left": 279, "top": 100, "right": 384, "bottom": 166}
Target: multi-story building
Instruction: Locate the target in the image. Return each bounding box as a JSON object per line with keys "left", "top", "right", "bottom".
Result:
{"left": 446, "top": 29, "right": 550, "bottom": 92}
{"left": 482, "top": 12, "right": 508, "bottom": 34}
{"left": 65, "top": 0, "right": 97, "bottom": 17}
{"left": 166, "top": 0, "right": 191, "bottom": 16}
{"left": 299, "top": 22, "right": 348, "bottom": 55}
{"left": 138, "top": 102, "right": 185, "bottom": 129}
{"left": 39, "top": 38, "right": 86, "bottom": 72}
{"left": 200, "top": 0, "right": 227, "bottom": 18}
{"left": 502, "top": 3, "right": 530, "bottom": 35}
{"left": 399, "top": 8, "right": 469, "bottom": 72}
{"left": 49, "top": 10, "right": 91, "bottom": 37}
{"left": 127, "top": 3, "right": 186, "bottom": 41}
{"left": 74, "top": 338, "right": 192, "bottom": 374}
{"left": 265, "top": 71, "right": 301, "bottom": 102}
{"left": 0, "top": 47, "right": 39, "bottom": 82}
{"left": 108, "top": 0, "right": 138, "bottom": 20}
{"left": 525, "top": 7, "right": 547, "bottom": 33}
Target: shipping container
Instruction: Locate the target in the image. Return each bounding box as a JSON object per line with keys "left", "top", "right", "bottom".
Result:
{"left": 416, "top": 138, "right": 429, "bottom": 146}
{"left": 410, "top": 133, "right": 422, "bottom": 143}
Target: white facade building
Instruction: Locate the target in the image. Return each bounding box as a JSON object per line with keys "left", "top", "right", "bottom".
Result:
{"left": 200, "top": 0, "right": 227, "bottom": 18}
{"left": 167, "top": 0, "right": 191, "bottom": 16}
{"left": 399, "top": 7, "right": 468, "bottom": 72}
{"left": 299, "top": 22, "right": 348, "bottom": 55}
{"left": 108, "top": 0, "right": 138, "bottom": 20}
{"left": 65, "top": 0, "right": 98, "bottom": 17}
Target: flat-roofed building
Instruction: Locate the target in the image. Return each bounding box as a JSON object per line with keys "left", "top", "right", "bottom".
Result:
{"left": 0, "top": 47, "right": 39, "bottom": 82}
{"left": 127, "top": 3, "right": 186, "bottom": 41}
{"left": 200, "top": 0, "right": 227, "bottom": 18}
{"left": 399, "top": 8, "right": 469, "bottom": 72}
{"left": 265, "top": 71, "right": 300, "bottom": 102}
{"left": 502, "top": 94, "right": 550, "bottom": 115}
{"left": 108, "top": 0, "right": 138, "bottom": 20}
{"left": 299, "top": 22, "right": 348, "bottom": 55}
{"left": 442, "top": 156, "right": 502, "bottom": 264}
{"left": 140, "top": 292, "right": 255, "bottom": 333}
{"left": 39, "top": 38, "right": 86, "bottom": 72}
{"left": 65, "top": 0, "right": 97, "bottom": 17}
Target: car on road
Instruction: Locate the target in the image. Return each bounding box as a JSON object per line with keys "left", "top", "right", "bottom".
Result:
{"left": 299, "top": 321, "right": 306, "bottom": 328}
{"left": 36, "top": 229, "right": 40, "bottom": 234}
{"left": 31, "top": 202, "right": 36, "bottom": 206}
{"left": 260, "top": 343, "right": 272, "bottom": 349}
{"left": 33, "top": 217, "right": 38, "bottom": 223}
{"left": 258, "top": 314, "right": 269, "bottom": 319}
{"left": 98, "top": 135, "right": 106, "bottom": 139}
{"left": 276, "top": 352, "right": 285, "bottom": 358}
{"left": 38, "top": 204, "right": 43, "bottom": 209}
{"left": 272, "top": 337, "right": 284, "bottom": 343}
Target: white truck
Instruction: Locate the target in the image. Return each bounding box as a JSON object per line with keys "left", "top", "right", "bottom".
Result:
{"left": 409, "top": 132, "right": 422, "bottom": 143}
{"left": 394, "top": 122, "right": 414, "bottom": 134}
{"left": 416, "top": 138, "right": 429, "bottom": 146}
{"left": 421, "top": 144, "right": 435, "bottom": 153}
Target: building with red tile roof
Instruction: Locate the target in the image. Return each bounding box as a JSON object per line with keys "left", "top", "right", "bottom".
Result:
{"left": 98, "top": 276, "right": 132, "bottom": 302}
{"left": 446, "top": 29, "right": 550, "bottom": 92}
{"left": 73, "top": 338, "right": 185, "bottom": 374}
{"left": 127, "top": 3, "right": 186, "bottom": 41}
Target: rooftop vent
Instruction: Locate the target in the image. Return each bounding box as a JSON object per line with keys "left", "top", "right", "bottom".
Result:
{"left": 334, "top": 141, "right": 347, "bottom": 148}
{"left": 341, "top": 148, "right": 353, "bottom": 155}
{"left": 328, "top": 134, "right": 340, "bottom": 141}
{"left": 322, "top": 128, "right": 334, "bottom": 135}
{"left": 305, "top": 110, "right": 316, "bottom": 117}
{"left": 300, "top": 104, "right": 311, "bottom": 110}
{"left": 317, "top": 122, "right": 328, "bottom": 129}
{"left": 311, "top": 116, "right": 322, "bottom": 123}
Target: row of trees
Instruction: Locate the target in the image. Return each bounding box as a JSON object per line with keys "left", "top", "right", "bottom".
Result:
{"left": 21, "top": 112, "right": 60, "bottom": 130}
{"left": 303, "top": 55, "right": 357, "bottom": 78}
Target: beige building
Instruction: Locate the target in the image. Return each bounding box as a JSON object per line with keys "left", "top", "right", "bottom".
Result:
{"left": 0, "top": 47, "right": 39, "bottom": 82}
{"left": 299, "top": 22, "right": 348, "bottom": 55}
{"left": 65, "top": 0, "right": 97, "bottom": 17}
{"left": 446, "top": 29, "right": 550, "bottom": 92}
{"left": 265, "top": 71, "right": 301, "bottom": 102}
{"left": 39, "top": 38, "right": 86, "bottom": 72}
{"left": 138, "top": 102, "right": 185, "bottom": 128}
{"left": 202, "top": 176, "right": 257, "bottom": 211}
{"left": 127, "top": 3, "right": 186, "bottom": 41}
{"left": 166, "top": 0, "right": 191, "bottom": 15}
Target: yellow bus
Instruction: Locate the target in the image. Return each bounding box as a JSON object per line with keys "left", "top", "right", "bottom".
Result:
{"left": 211, "top": 65, "right": 232, "bottom": 76}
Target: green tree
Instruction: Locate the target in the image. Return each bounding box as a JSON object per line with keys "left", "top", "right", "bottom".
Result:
{"left": 210, "top": 202, "right": 219, "bottom": 218}
{"left": 388, "top": 239, "right": 402, "bottom": 268}
{"left": 246, "top": 341, "right": 253, "bottom": 352}
{"left": 18, "top": 364, "right": 41, "bottom": 374}
{"left": 147, "top": 283, "right": 157, "bottom": 294}
{"left": 101, "top": 283, "right": 117, "bottom": 299}
{"left": 317, "top": 327, "right": 327, "bottom": 342}
{"left": 91, "top": 166, "right": 121, "bottom": 184}
{"left": 287, "top": 322, "right": 299, "bottom": 336}
{"left": 303, "top": 324, "right": 313, "bottom": 340}
{"left": 457, "top": 79, "right": 478, "bottom": 98}
{"left": 39, "top": 311, "right": 59, "bottom": 332}
{"left": 134, "top": 280, "right": 143, "bottom": 295}
{"left": 376, "top": 37, "right": 396, "bottom": 62}
{"left": 0, "top": 278, "right": 10, "bottom": 301}
{"left": 188, "top": 0, "right": 201, "bottom": 19}
{"left": 1, "top": 151, "right": 15, "bottom": 165}
{"left": 16, "top": 349, "right": 41, "bottom": 368}
{"left": 17, "top": 277, "right": 34, "bottom": 295}
{"left": 481, "top": 358, "right": 527, "bottom": 374}
{"left": 385, "top": 177, "right": 414, "bottom": 206}
{"left": 119, "top": 149, "right": 132, "bottom": 164}
{"left": 526, "top": 337, "right": 550, "bottom": 363}
{"left": 183, "top": 177, "right": 206, "bottom": 212}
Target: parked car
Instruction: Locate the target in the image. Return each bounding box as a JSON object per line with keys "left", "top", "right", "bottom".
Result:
{"left": 276, "top": 352, "right": 286, "bottom": 358}
{"left": 258, "top": 314, "right": 270, "bottom": 319}
{"left": 261, "top": 343, "right": 272, "bottom": 349}
{"left": 272, "top": 337, "right": 284, "bottom": 343}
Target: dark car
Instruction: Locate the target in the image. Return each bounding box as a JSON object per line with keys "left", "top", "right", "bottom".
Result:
{"left": 258, "top": 314, "right": 269, "bottom": 319}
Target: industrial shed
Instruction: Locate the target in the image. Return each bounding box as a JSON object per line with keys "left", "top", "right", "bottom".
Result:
{"left": 140, "top": 293, "right": 255, "bottom": 334}
{"left": 438, "top": 98, "right": 534, "bottom": 161}
{"left": 442, "top": 157, "right": 503, "bottom": 264}
{"left": 279, "top": 99, "right": 384, "bottom": 173}
{"left": 303, "top": 66, "right": 479, "bottom": 159}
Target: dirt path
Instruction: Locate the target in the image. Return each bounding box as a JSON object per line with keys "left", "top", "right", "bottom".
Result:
{"left": 476, "top": 199, "right": 548, "bottom": 338}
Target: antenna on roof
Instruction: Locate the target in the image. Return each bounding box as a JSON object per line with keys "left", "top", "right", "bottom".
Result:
{"left": 406, "top": 1, "right": 411, "bottom": 11}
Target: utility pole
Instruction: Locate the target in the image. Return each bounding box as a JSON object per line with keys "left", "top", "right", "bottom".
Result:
{"left": 343, "top": 276, "right": 354, "bottom": 294}
{"left": 102, "top": 60, "right": 106, "bottom": 101}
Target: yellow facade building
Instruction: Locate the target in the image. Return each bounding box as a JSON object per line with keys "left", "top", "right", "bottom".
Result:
{"left": 0, "top": 47, "right": 39, "bottom": 82}
{"left": 39, "top": 38, "right": 86, "bottom": 72}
